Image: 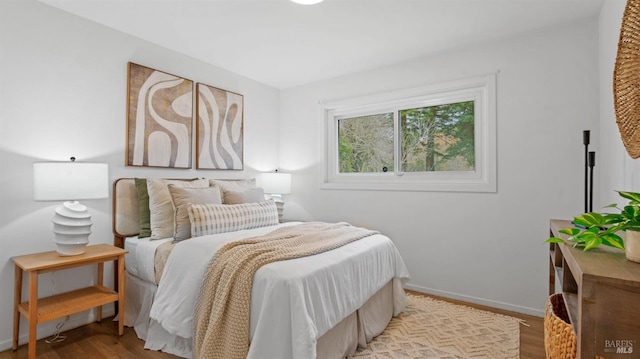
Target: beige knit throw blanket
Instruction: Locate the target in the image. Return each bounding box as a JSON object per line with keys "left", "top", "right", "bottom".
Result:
{"left": 192, "top": 222, "right": 378, "bottom": 359}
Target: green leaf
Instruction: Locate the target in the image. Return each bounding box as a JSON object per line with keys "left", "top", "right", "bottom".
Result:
{"left": 607, "top": 222, "right": 625, "bottom": 232}
{"left": 617, "top": 190, "right": 640, "bottom": 203}
{"left": 584, "top": 226, "right": 601, "bottom": 234}
{"left": 559, "top": 228, "right": 580, "bottom": 236}
{"left": 573, "top": 213, "right": 606, "bottom": 227}
{"left": 623, "top": 205, "right": 640, "bottom": 219}
{"left": 604, "top": 203, "right": 618, "bottom": 208}
{"left": 603, "top": 213, "right": 625, "bottom": 224}
{"left": 583, "top": 236, "right": 602, "bottom": 251}
{"left": 601, "top": 233, "right": 625, "bottom": 250}
{"left": 545, "top": 237, "right": 566, "bottom": 244}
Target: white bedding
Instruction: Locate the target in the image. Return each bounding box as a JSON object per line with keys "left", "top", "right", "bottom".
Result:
{"left": 132, "top": 222, "right": 409, "bottom": 359}
{"left": 124, "top": 235, "right": 173, "bottom": 283}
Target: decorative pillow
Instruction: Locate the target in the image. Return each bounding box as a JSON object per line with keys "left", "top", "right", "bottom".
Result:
{"left": 189, "top": 200, "right": 279, "bottom": 237}
{"left": 223, "top": 187, "right": 265, "bottom": 204}
{"left": 134, "top": 178, "right": 152, "bottom": 238}
{"left": 147, "top": 178, "right": 209, "bottom": 239}
{"left": 168, "top": 185, "right": 222, "bottom": 242}
{"left": 209, "top": 179, "right": 256, "bottom": 203}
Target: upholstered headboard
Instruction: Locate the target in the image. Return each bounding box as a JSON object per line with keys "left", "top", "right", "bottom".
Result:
{"left": 113, "top": 178, "right": 141, "bottom": 249}
{"left": 112, "top": 177, "right": 255, "bottom": 249}
{"left": 113, "top": 179, "right": 140, "bottom": 237}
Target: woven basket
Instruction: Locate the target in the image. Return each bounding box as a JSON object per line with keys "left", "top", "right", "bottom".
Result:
{"left": 614, "top": 0, "right": 640, "bottom": 159}
{"left": 543, "top": 293, "right": 577, "bottom": 359}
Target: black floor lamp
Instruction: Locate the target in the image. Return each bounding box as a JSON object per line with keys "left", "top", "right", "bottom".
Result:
{"left": 588, "top": 151, "right": 595, "bottom": 213}
{"left": 583, "top": 130, "right": 595, "bottom": 213}
{"left": 584, "top": 130, "right": 589, "bottom": 213}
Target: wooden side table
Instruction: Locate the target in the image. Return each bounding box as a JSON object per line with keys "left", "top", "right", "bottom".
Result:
{"left": 549, "top": 219, "right": 640, "bottom": 358}
{"left": 12, "top": 244, "right": 127, "bottom": 359}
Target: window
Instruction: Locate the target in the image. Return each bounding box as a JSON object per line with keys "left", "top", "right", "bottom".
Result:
{"left": 324, "top": 74, "right": 496, "bottom": 192}
{"left": 338, "top": 113, "right": 394, "bottom": 173}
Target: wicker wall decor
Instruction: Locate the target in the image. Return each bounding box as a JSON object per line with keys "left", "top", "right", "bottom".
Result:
{"left": 614, "top": 0, "right": 640, "bottom": 159}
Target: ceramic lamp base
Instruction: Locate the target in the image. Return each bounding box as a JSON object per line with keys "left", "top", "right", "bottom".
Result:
{"left": 52, "top": 201, "right": 92, "bottom": 256}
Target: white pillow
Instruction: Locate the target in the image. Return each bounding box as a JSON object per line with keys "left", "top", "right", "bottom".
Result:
{"left": 209, "top": 179, "right": 256, "bottom": 203}
{"left": 168, "top": 185, "right": 222, "bottom": 242}
{"left": 223, "top": 187, "right": 265, "bottom": 204}
{"left": 147, "top": 178, "right": 209, "bottom": 239}
{"left": 209, "top": 178, "right": 256, "bottom": 190}
{"left": 189, "top": 200, "right": 279, "bottom": 237}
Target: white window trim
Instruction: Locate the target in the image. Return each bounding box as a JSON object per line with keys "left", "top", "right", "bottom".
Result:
{"left": 322, "top": 73, "right": 497, "bottom": 192}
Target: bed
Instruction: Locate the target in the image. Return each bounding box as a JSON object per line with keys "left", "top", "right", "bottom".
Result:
{"left": 112, "top": 177, "right": 410, "bottom": 358}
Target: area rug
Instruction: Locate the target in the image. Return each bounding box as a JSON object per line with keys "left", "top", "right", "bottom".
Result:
{"left": 353, "top": 294, "right": 522, "bottom": 358}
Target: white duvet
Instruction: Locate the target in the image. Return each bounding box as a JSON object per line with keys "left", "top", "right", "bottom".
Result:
{"left": 147, "top": 222, "right": 410, "bottom": 359}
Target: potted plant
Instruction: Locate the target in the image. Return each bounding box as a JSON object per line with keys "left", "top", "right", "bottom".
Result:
{"left": 546, "top": 190, "right": 640, "bottom": 262}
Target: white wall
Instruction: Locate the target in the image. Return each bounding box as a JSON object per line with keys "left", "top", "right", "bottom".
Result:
{"left": 0, "top": 0, "right": 280, "bottom": 350}
{"left": 279, "top": 19, "right": 600, "bottom": 315}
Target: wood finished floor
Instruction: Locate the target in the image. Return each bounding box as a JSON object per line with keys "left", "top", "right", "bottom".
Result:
{"left": 1, "top": 291, "right": 545, "bottom": 359}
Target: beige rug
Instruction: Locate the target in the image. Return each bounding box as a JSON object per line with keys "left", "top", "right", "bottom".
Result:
{"left": 353, "top": 294, "right": 522, "bottom": 359}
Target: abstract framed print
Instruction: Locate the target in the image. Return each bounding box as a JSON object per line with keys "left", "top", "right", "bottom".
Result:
{"left": 126, "top": 62, "right": 193, "bottom": 168}
{"left": 195, "top": 83, "right": 244, "bottom": 170}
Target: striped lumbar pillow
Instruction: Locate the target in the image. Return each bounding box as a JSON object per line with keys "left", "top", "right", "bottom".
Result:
{"left": 188, "top": 200, "right": 279, "bottom": 237}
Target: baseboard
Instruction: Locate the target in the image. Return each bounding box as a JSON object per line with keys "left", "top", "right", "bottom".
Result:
{"left": 0, "top": 307, "right": 116, "bottom": 352}
{"left": 404, "top": 283, "right": 545, "bottom": 317}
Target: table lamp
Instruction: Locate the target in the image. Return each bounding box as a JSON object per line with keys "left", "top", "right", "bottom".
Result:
{"left": 260, "top": 171, "right": 292, "bottom": 222}
{"left": 33, "top": 157, "right": 108, "bottom": 256}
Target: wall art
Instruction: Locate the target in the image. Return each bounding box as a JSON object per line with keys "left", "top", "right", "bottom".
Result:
{"left": 195, "top": 83, "right": 244, "bottom": 170}
{"left": 126, "top": 62, "right": 193, "bottom": 168}
{"left": 614, "top": 0, "right": 640, "bottom": 159}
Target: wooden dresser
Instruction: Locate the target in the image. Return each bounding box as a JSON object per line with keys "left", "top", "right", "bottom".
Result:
{"left": 549, "top": 219, "right": 640, "bottom": 358}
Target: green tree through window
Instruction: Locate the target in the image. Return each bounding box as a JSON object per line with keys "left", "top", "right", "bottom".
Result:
{"left": 400, "top": 101, "right": 474, "bottom": 172}
{"left": 338, "top": 113, "right": 394, "bottom": 173}
{"left": 337, "top": 101, "right": 474, "bottom": 174}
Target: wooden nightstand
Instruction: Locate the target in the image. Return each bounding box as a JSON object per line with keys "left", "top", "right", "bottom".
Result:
{"left": 12, "top": 244, "right": 127, "bottom": 359}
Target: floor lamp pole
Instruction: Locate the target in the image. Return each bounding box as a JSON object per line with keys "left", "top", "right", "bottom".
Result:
{"left": 589, "top": 151, "right": 595, "bottom": 213}
{"left": 584, "top": 130, "right": 590, "bottom": 213}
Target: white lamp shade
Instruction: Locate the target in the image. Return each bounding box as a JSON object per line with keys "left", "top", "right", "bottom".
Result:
{"left": 260, "top": 172, "right": 292, "bottom": 195}
{"left": 34, "top": 162, "right": 109, "bottom": 201}
{"left": 291, "top": 0, "right": 323, "bottom": 4}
